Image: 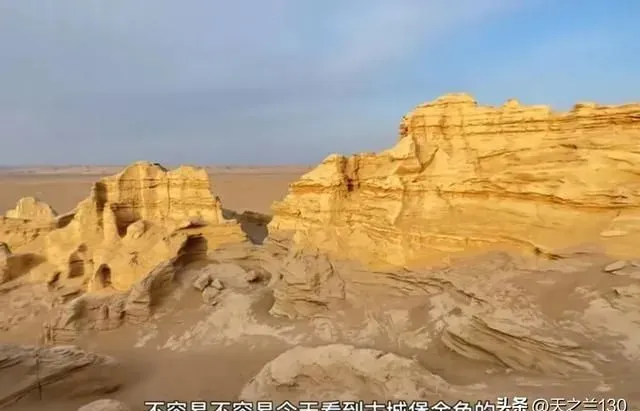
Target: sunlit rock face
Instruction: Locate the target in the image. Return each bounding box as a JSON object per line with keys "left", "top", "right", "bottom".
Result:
{"left": 269, "top": 93, "right": 640, "bottom": 268}
{"left": 1, "top": 161, "right": 247, "bottom": 290}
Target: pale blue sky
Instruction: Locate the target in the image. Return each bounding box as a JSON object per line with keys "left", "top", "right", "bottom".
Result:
{"left": 0, "top": 0, "right": 638, "bottom": 165}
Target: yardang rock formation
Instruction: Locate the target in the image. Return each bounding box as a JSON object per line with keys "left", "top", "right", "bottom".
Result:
{"left": 4, "top": 197, "right": 57, "bottom": 223}
{"left": 269, "top": 93, "right": 640, "bottom": 268}
{"left": 41, "top": 161, "right": 246, "bottom": 291}
{"left": 2, "top": 161, "right": 246, "bottom": 289}
{"left": 264, "top": 94, "right": 640, "bottom": 380}
{"left": 0, "top": 162, "right": 250, "bottom": 340}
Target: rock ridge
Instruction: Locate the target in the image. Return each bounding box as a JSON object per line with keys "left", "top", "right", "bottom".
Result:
{"left": 269, "top": 93, "right": 640, "bottom": 268}
{"left": 0, "top": 161, "right": 249, "bottom": 337}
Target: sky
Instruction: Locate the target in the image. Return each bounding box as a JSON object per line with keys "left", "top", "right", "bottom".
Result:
{"left": 0, "top": 0, "right": 638, "bottom": 166}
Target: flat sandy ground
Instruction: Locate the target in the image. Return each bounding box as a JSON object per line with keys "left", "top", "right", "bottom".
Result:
{"left": 0, "top": 166, "right": 311, "bottom": 216}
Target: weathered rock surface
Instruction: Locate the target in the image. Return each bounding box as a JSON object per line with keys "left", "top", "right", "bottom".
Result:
{"left": 0, "top": 344, "right": 120, "bottom": 408}
{"left": 0, "top": 242, "right": 46, "bottom": 285}
{"left": 44, "top": 291, "right": 127, "bottom": 343}
{"left": 269, "top": 248, "right": 346, "bottom": 319}
{"left": 45, "top": 248, "right": 203, "bottom": 342}
{"left": 193, "top": 260, "right": 262, "bottom": 290}
{"left": 0, "top": 198, "right": 60, "bottom": 251}
{"left": 262, "top": 95, "right": 640, "bottom": 378}
{"left": 4, "top": 197, "right": 57, "bottom": 223}
{"left": 0, "top": 162, "right": 247, "bottom": 290}
{"left": 77, "top": 399, "right": 131, "bottom": 411}
{"left": 604, "top": 260, "right": 627, "bottom": 272}
{"left": 0, "top": 162, "right": 251, "bottom": 338}
{"left": 123, "top": 259, "right": 178, "bottom": 324}
{"left": 42, "top": 161, "right": 247, "bottom": 290}
{"left": 96, "top": 161, "right": 224, "bottom": 224}
{"left": 270, "top": 94, "right": 640, "bottom": 268}
{"left": 240, "top": 344, "right": 466, "bottom": 402}
{"left": 0, "top": 215, "right": 58, "bottom": 252}
{"left": 193, "top": 272, "right": 212, "bottom": 291}
{"left": 0, "top": 242, "right": 10, "bottom": 259}
{"left": 201, "top": 286, "right": 221, "bottom": 305}
{"left": 0, "top": 243, "right": 9, "bottom": 284}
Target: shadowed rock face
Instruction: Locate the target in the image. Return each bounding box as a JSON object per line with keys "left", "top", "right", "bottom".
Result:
{"left": 269, "top": 93, "right": 640, "bottom": 268}
{"left": 0, "top": 344, "right": 120, "bottom": 407}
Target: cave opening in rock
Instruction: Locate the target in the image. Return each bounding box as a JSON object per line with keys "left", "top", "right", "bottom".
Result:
{"left": 97, "top": 264, "right": 112, "bottom": 289}
{"left": 176, "top": 235, "right": 208, "bottom": 267}
{"left": 108, "top": 203, "right": 140, "bottom": 238}
{"left": 116, "top": 219, "right": 134, "bottom": 238}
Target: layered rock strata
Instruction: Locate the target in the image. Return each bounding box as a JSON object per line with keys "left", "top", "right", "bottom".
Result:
{"left": 0, "top": 162, "right": 249, "bottom": 338}
{"left": 1, "top": 161, "right": 246, "bottom": 289}
{"left": 270, "top": 94, "right": 640, "bottom": 268}
{"left": 5, "top": 197, "right": 57, "bottom": 223}
{"left": 0, "top": 344, "right": 120, "bottom": 407}
{"left": 265, "top": 95, "right": 640, "bottom": 376}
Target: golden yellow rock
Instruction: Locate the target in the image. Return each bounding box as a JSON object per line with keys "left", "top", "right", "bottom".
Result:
{"left": 0, "top": 216, "right": 56, "bottom": 251}
{"left": 94, "top": 161, "right": 225, "bottom": 226}
{"left": 4, "top": 196, "right": 57, "bottom": 222}
{"left": 1, "top": 161, "right": 247, "bottom": 291}
{"left": 269, "top": 93, "right": 640, "bottom": 269}
{"left": 0, "top": 197, "right": 60, "bottom": 251}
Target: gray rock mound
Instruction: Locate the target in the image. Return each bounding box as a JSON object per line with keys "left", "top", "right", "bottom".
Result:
{"left": 240, "top": 344, "right": 464, "bottom": 402}
{"left": 78, "top": 398, "right": 131, "bottom": 411}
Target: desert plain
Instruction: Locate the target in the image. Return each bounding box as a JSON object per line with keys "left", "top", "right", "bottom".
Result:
{"left": 1, "top": 94, "right": 640, "bottom": 411}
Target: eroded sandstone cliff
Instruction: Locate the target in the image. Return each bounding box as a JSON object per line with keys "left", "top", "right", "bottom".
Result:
{"left": 269, "top": 93, "right": 640, "bottom": 268}
{"left": 0, "top": 162, "right": 249, "bottom": 339}
{"left": 263, "top": 94, "right": 640, "bottom": 377}
{"left": 5, "top": 197, "right": 57, "bottom": 223}
{"left": 41, "top": 161, "right": 246, "bottom": 290}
